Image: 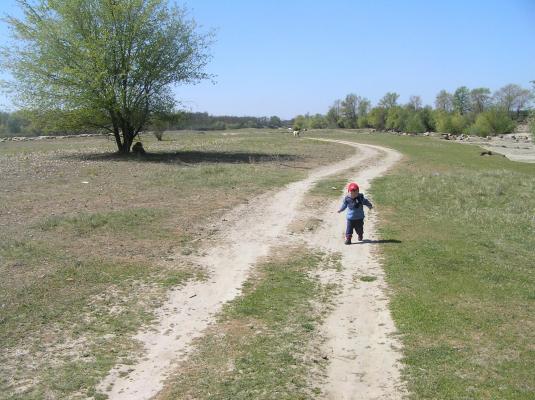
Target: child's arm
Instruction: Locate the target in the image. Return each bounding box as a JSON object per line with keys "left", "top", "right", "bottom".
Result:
{"left": 337, "top": 198, "right": 348, "bottom": 213}
{"left": 363, "top": 197, "right": 373, "bottom": 209}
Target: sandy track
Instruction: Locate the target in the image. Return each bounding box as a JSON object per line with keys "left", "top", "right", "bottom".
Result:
{"left": 97, "top": 139, "right": 404, "bottom": 399}
{"left": 309, "top": 139, "right": 405, "bottom": 399}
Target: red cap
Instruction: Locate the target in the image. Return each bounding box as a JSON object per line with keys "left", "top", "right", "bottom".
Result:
{"left": 348, "top": 182, "right": 359, "bottom": 192}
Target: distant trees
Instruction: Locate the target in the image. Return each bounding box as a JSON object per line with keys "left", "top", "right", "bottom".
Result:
{"left": 305, "top": 82, "right": 532, "bottom": 136}
{"left": 407, "top": 95, "right": 422, "bottom": 111}
{"left": 470, "top": 88, "right": 491, "bottom": 114}
{"left": 493, "top": 84, "right": 532, "bottom": 116}
{"left": 0, "top": 110, "right": 288, "bottom": 136}
{"left": 340, "top": 94, "right": 371, "bottom": 128}
{"left": 269, "top": 116, "right": 282, "bottom": 128}
{"left": 378, "top": 92, "right": 399, "bottom": 109}
{"left": 367, "top": 108, "right": 386, "bottom": 130}
{"left": 453, "top": 86, "right": 471, "bottom": 115}
{"left": 340, "top": 94, "right": 359, "bottom": 128}
{"left": 435, "top": 90, "right": 453, "bottom": 112}
{"left": 326, "top": 100, "right": 342, "bottom": 127}
{"left": 469, "top": 109, "right": 516, "bottom": 136}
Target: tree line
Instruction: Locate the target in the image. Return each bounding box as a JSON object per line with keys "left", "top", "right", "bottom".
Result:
{"left": 0, "top": 110, "right": 287, "bottom": 137}
{"left": 293, "top": 83, "right": 534, "bottom": 136}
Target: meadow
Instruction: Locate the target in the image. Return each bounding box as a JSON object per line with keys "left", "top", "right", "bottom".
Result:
{"left": 0, "top": 130, "right": 352, "bottom": 399}
{"left": 1, "top": 129, "right": 533, "bottom": 399}
{"left": 316, "top": 131, "right": 535, "bottom": 399}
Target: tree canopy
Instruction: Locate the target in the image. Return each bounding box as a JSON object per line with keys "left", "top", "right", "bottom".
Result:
{"left": 2, "top": 0, "right": 213, "bottom": 153}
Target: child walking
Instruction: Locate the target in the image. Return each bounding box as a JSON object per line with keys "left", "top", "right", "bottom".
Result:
{"left": 337, "top": 182, "right": 373, "bottom": 245}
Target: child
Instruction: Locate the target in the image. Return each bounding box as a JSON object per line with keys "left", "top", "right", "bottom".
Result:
{"left": 337, "top": 182, "right": 373, "bottom": 245}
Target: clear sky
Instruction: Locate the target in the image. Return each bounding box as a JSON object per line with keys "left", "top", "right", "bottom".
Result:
{"left": 1, "top": 0, "right": 534, "bottom": 119}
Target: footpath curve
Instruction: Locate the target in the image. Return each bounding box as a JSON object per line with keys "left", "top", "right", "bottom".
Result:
{"left": 98, "top": 138, "right": 405, "bottom": 400}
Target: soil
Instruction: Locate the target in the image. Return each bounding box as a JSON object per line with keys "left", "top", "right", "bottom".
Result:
{"left": 97, "top": 139, "right": 405, "bottom": 399}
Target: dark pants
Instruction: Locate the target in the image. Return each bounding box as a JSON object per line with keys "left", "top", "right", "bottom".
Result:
{"left": 346, "top": 218, "right": 364, "bottom": 238}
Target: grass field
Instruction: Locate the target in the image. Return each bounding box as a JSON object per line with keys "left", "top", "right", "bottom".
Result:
{"left": 1, "top": 129, "right": 533, "bottom": 399}
{"left": 309, "top": 130, "right": 535, "bottom": 399}
{"left": 0, "top": 130, "right": 352, "bottom": 399}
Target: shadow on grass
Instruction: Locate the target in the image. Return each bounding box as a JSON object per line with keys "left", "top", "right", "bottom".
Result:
{"left": 60, "top": 150, "right": 303, "bottom": 165}
{"left": 351, "top": 239, "right": 402, "bottom": 245}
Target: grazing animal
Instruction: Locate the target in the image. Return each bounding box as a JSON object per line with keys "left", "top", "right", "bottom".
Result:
{"left": 480, "top": 150, "right": 493, "bottom": 156}
{"left": 293, "top": 130, "right": 300, "bottom": 137}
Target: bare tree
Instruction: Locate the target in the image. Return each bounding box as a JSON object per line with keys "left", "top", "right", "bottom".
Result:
{"left": 407, "top": 95, "right": 422, "bottom": 111}
{"left": 494, "top": 84, "right": 532, "bottom": 116}
{"left": 357, "top": 98, "right": 371, "bottom": 117}
{"left": 340, "top": 94, "right": 361, "bottom": 128}
{"left": 435, "top": 90, "right": 453, "bottom": 112}
{"left": 470, "top": 88, "right": 491, "bottom": 114}
{"left": 326, "top": 100, "right": 342, "bottom": 127}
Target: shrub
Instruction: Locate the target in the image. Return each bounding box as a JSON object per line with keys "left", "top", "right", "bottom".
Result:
{"left": 435, "top": 112, "right": 468, "bottom": 134}
{"left": 385, "top": 106, "right": 408, "bottom": 132}
{"left": 469, "top": 109, "right": 516, "bottom": 136}
{"left": 405, "top": 113, "right": 426, "bottom": 133}
{"left": 469, "top": 114, "right": 493, "bottom": 136}
{"left": 449, "top": 113, "right": 469, "bottom": 134}
{"left": 211, "top": 121, "right": 226, "bottom": 130}
{"left": 367, "top": 108, "right": 386, "bottom": 130}
{"left": 420, "top": 107, "right": 436, "bottom": 131}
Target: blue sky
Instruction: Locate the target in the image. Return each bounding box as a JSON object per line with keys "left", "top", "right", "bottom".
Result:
{"left": 1, "top": 0, "right": 534, "bottom": 119}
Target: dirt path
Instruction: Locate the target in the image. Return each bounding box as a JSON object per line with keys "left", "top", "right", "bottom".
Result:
{"left": 308, "top": 139, "right": 405, "bottom": 399}
{"left": 97, "top": 139, "right": 405, "bottom": 399}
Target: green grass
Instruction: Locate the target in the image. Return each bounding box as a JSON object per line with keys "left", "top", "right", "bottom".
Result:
{"left": 359, "top": 275, "right": 377, "bottom": 282}
{"left": 307, "top": 177, "right": 349, "bottom": 198}
{"left": 36, "top": 208, "right": 169, "bottom": 237}
{"left": 157, "top": 249, "right": 340, "bottom": 400}
{"left": 310, "top": 130, "right": 535, "bottom": 399}
{"left": 4, "top": 129, "right": 533, "bottom": 399}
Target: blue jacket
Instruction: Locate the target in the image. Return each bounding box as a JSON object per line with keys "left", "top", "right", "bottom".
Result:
{"left": 338, "top": 193, "right": 372, "bottom": 220}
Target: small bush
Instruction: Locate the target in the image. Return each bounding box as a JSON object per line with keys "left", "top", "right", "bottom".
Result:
{"left": 469, "top": 114, "right": 493, "bottom": 136}
{"left": 434, "top": 111, "right": 469, "bottom": 134}
{"left": 469, "top": 109, "right": 516, "bottom": 136}
{"left": 449, "top": 113, "right": 469, "bottom": 134}
{"left": 385, "top": 106, "right": 408, "bottom": 132}
{"left": 405, "top": 113, "right": 426, "bottom": 133}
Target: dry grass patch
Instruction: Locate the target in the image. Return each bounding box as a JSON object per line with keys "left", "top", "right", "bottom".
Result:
{"left": 0, "top": 130, "right": 351, "bottom": 399}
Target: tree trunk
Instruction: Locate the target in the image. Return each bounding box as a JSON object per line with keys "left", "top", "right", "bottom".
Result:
{"left": 113, "top": 129, "right": 123, "bottom": 152}
{"left": 119, "top": 132, "right": 133, "bottom": 154}
{"left": 119, "top": 125, "right": 136, "bottom": 154}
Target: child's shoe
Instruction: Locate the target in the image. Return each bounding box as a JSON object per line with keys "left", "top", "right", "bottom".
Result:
{"left": 345, "top": 236, "right": 351, "bottom": 245}
{"left": 358, "top": 234, "right": 363, "bottom": 241}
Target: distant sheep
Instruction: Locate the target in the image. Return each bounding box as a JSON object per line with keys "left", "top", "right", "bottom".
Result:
{"left": 293, "top": 130, "right": 300, "bottom": 137}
